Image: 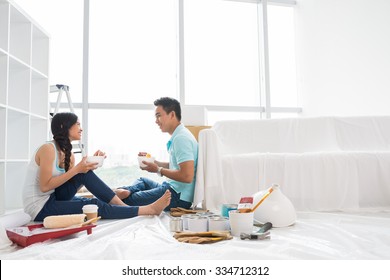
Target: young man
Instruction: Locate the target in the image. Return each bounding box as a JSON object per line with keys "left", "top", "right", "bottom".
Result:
{"left": 115, "top": 97, "right": 198, "bottom": 210}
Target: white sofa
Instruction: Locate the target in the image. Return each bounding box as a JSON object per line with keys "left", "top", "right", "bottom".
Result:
{"left": 194, "top": 116, "right": 390, "bottom": 211}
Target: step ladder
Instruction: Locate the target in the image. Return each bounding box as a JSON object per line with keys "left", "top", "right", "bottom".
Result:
{"left": 50, "top": 84, "right": 85, "bottom": 155}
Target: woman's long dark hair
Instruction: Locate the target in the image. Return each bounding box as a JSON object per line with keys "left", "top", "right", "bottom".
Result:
{"left": 51, "top": 112, "right": 78, "bottom": 171}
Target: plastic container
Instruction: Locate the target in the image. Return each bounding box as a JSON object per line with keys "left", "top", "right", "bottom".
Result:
{"left": 86, "top": 156, "right": 104, "bottom": 167}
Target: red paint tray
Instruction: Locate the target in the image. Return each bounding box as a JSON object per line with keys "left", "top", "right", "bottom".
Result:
{"left": 6, "top": 223, "right": 96, "bottom": 247}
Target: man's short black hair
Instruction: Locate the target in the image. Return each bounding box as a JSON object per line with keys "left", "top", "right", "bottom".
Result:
{"left": 154, "top": 97, "right": 181, "bottom": 121}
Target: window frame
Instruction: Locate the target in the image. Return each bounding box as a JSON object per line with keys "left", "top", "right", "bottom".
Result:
{"left": 54, "top": 0, "right": 301, "bottom": 154}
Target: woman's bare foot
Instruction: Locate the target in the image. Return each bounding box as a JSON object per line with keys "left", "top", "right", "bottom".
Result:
{"left": 138, "top": 190, "right": 171, "bottom": 216}
{"left": 114, "top": 188, "right": 131, "bottom": 200}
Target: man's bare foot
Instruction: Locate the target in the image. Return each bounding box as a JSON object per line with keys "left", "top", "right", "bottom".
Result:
{"left": 114, "top": 188, "right": 130, "bottom": 200}
{"left": 138, "top": 190, "right": 171, "bottom": 216}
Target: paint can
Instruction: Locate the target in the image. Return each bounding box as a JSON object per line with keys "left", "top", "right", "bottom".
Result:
{"left": 181, "top": 214, "right": 200, "bottom": 231}
{"left": 170, "top": 217, "right": 183, "bottom": 232}
{"left": 187, "top": 216, "right": 208, "bottom": 232}
{"left": 221, "top": 204, "right": 238, "bottom": 218}
{"left": 198, "top": 212, "right": 220, "bottom": 219}
{"left": 208, "top": 216, "right": 230, "bottom": 231}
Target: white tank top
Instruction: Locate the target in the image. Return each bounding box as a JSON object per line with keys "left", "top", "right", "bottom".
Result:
{"left": 22, "top": 141, "right": 65, "bottom": 219}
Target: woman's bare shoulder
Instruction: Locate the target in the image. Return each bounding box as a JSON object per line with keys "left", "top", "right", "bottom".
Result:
{"left": 35, "top": 142, "right": 56, "bottom": 166}
{"left": 37, "top": 142, "right": 56, "bottom": 156}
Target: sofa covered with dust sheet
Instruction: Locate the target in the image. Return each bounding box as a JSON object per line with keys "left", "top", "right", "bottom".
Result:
{"left": 194, "top": 116, "right": 390, "bottom": 211}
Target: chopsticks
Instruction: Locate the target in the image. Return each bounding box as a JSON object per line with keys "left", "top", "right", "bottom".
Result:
{"left": 81, "top": 216, "right": 101, "bottom": 226}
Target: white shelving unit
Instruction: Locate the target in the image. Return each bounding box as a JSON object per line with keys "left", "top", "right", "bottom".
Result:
{"left": 0, "top": 0, "right": 50, "bottom": 215}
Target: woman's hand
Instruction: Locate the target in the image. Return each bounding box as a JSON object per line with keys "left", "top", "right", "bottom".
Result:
{"left": 94, "top": 150, "right": 106, "bottom": 158}
{"left": 75, "top": 156, "right": 98, "bottom": 173}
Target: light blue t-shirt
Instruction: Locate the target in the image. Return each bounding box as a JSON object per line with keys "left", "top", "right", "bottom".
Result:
{"left": 167, "top": 124, "right": 198, "bottom": 203}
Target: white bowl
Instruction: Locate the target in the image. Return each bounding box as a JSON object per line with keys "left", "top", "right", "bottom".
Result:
{"left": 137, "top": 156, "right": 155, "bottom": 168}
{"left": 86, "top": 156, "right": 105, "bottom": 167}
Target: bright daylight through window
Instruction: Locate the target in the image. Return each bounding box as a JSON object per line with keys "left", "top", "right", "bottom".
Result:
{"left": 13, "top": 0, "right": 298, "bottom": 188}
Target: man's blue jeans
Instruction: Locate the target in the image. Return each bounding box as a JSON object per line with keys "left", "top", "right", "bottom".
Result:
{"left": 35, "top": 171, "right": 139, "bottom": 221}
{"left": 120, "top": 177, "right": 192, "bottom": 210}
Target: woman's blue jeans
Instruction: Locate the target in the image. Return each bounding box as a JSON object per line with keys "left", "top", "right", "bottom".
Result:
{"left": 120, "top": 177, "right": 192, "bottom": 210}
{"left": 35, "top": 171, "right": 139, "bottom": 221}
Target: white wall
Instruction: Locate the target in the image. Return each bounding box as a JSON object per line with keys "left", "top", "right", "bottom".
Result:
{"left": 295, "top": 0, "right": 390, "bottom": 117}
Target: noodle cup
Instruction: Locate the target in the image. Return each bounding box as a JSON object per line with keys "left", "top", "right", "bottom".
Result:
{"left": 86, "top": 156, "right": 104, "bottom": 167}
{"left": 137, "top": 156, "right": 155, "bottom": 168}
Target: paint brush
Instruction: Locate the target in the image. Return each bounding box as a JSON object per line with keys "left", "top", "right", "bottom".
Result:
{"left": 239, "top": 186, "right": 274, "bottom": 213}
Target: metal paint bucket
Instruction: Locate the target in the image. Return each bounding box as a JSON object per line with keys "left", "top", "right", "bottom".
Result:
{"left": 187, "top": 216, "right": 208, "bottom": 232}
{"left": 208, "top": 216, "right": 230, "bottom": 231}
{"left": 221, "top": 204, "right": 238, "bottom": 217}
{"left": 182, "top": 214, "right": 200, "bottom": 231}
{"left": 170, "top": 217, "right": 183, "bottom": 232}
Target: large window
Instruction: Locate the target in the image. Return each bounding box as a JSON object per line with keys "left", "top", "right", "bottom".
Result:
{"left": 184, "top": 0, "right": 260, "bottom": 107}
{"left": 13, "top": 0, "right": 299, "bottom": 188}
{"left": 268, "top": 4, "right": 298, "bottom": 107}
{"left": 88, "top": 109, "right": 167, "bottom": 186}
{"left": 89, "top": 0, "right": 177, "bottom": 104}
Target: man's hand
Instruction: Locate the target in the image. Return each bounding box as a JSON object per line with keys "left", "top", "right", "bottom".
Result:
{"left": 140, "top": 160, "right": 159, "bottom": 173}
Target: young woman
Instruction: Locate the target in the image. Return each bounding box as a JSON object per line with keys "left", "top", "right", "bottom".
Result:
{"left": 23, "top": 112, "right": 171, "bottom": 221}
